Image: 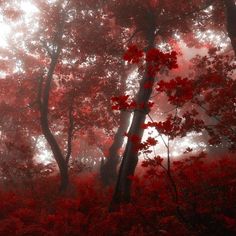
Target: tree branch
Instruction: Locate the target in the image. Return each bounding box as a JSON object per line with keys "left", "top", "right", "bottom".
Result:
{"left": 159, "top": 0, "right": 215, "bottom": 30}
{"left": 65, "top": 90, "right": 75, "bottom": 164}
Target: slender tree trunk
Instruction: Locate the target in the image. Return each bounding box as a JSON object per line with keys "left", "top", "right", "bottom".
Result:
{"left": 40, "top": 113, "right": 69, "bottom": 192}
{"left": 100, "top": 67, "right": 131, "bottom": 186}
{"left": 100, "top": 110, "right": 131, "bottom": 186}
{"left": 110, "top": 27, "right": 156, "bottom": 209}
{"left": 224, "top": 0, "right": 236, "bottom": 56}
{"left": 39, "top": 54, "right": 69, "bottom": 192}
{"left": 38, "top": 8, "right": 70, "bottom": 192}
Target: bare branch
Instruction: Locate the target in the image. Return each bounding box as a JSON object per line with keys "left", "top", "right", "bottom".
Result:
{"left": 65, "top": 90, "right": 75, "bottom": 164}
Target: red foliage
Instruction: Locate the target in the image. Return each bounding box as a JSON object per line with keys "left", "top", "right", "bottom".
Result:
{"left": 0, "top": 154, "right": 235, "bottom": 235}
{"left": 157, "top": 77, "right": 193, "bottom": 106}
{"left": 123, "top": 45, "right": 144, "bottom": 64}
{"left": 0, "top": 1, "right": 235, "bottom": 233}
{"left": 111, "top": 95, "right": 154, "bottom": 111}
{"left": 146, "top": 49, "right": 178, "bottom": 77}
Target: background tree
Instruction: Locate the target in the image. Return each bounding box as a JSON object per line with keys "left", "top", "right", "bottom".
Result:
{"left": 0, "top": 0, "right": 130, "bottom": 190}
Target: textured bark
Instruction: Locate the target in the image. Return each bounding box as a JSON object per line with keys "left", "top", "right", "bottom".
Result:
{"left": 100, "top": 111, "right": 131, "bottom": 186}
{"left": 110, "top": 23, "right": 156, "bottom": 209}
{"left": 225, "top": 0, "right": 236, "bottom": 56}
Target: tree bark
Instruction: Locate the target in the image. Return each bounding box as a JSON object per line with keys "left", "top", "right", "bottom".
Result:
{"left": 110, "top": 26, "right": 156, "bottom": 209}
{"left": 224, "top": 0, "right": 236, "bottom": 56}
{"left": 100, "top": 110, "right": 131, "bottom": 186}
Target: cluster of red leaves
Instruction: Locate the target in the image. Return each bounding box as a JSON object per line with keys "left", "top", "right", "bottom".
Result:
{"left": 157, "top": 77, "right": 193, "bottom": 106}
{"left": 111, "top": 95, "right": 154, "bottom": 111}
{"left": 138, "top": 137, "right": 158, "bottom": 152}
{"left": 111, "top": 95, "right": 135, "bottom": 110}
{"left": 123, "top": 45, "right": 144, "bottom": 64}
{"left": 0, "top": 154, "right": 235, "bottom": 235}
{"left": 125, "top": 133, "right": 158, "bottom": 153}
{"left": 142, "top": 110, "right": 204, "bottom": 139}
{"left": 152, "top": 52, "right": 236, "bottom": 150}
{"left": 123, "top": 45, "right": 178, "bottom": 78}
{"left": 141, "top": 155, "right": 164, "bottom": 168}
{"left": 146, "top": 49, "right": 178, "bottom": 77}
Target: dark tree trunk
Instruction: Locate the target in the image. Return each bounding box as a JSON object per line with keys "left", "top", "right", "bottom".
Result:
{"left": 38, "top": 10, "right": 69, "bottom": 192}
{"left": 110, "top": 25, "right": 156, "bottom": 209}
{"left": 40, "top": 114, "right": 69, "bottom": 192}
{"left": 39, "top": 53, "right": 69, "bottom": 192}
{"left": 100, "top": 111, "right": 131, "bottom": 186}
{"left": 225, "top": 0, "right": 236, "bottom": 56}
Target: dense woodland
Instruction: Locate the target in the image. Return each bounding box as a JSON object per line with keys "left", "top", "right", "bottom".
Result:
{"left": 0, "top": 0, "right": 236, "bottom": 235}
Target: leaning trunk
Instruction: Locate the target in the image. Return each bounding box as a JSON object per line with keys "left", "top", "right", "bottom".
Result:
{"left": 100, "top": 111, "right": 131, "bottom": 186}
{"left": 110, "top": 28, "right": 156, "bottom": 209}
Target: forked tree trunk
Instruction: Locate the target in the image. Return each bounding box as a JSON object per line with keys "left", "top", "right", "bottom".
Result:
{"left": 110, "top": 27, "right": 156, "bottom": 209}
{"left": 100, "top": 111, "right": 131, "bottom": 186}
{"left": 225, "top": 0, "right": 236, "bottom": 56}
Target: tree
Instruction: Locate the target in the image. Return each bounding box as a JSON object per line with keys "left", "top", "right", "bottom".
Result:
{"left": 108, "top": 0, "right": 235, "bottom": 208}
{"left": 0, "top": 0, "right": 234, "bottom": 199}
{"left": 100, "top": 68, "right": 131, "bottom": 186}
{"left": 109, "top": 1, "right": 177, "bottom": 207}
{"left": 35, "top": 0, "right": 123, "bottom": 191}
{"left": 0, "top": 0, "right": 127, "bottom": 190}
{"left": 35, "top": 0, "right": 80, "bottom": 192}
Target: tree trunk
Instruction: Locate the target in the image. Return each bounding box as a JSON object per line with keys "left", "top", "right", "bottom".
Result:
{"left": 40, "top": 55, "right": 69, "bottom": 192}
{"left": 40, "top": 115, "right": 69, "bottom": 192}
{"left": 100, "top": 111, "right": 131, "bottom": 186}
{"left": 224, "top": 0, "right": 236, "bottom": 56}
{"left": 110, "top": 28, "right": 156, "bottom": 209}
{"left": 39, "top": 10, "right": 69, "bottom": 192}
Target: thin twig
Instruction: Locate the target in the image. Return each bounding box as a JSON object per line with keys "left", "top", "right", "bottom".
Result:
{"left": 147, "top": 113, "right": 168, "bottom": 148}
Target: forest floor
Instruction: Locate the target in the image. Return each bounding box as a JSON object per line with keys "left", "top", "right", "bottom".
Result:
{"left": 0, "top": 153, "right": 235, "bottom": 236}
